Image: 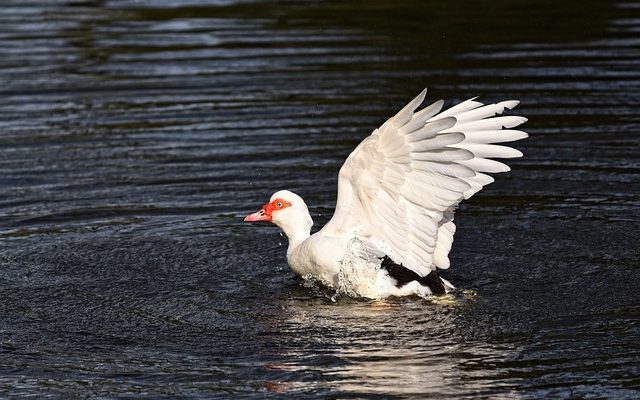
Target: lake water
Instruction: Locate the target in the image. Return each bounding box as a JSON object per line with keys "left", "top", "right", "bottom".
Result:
{"left": 0, "top": 0, "right": 639, "bottom": 398}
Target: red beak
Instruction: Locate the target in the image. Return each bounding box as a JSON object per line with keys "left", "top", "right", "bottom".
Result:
{"left": 244, "top": 209, "right": 271, "bottom": 222}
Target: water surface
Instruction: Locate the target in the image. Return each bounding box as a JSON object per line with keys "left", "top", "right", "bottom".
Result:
{"left": 0, "top": 0, "right": 639, "bottom": 398}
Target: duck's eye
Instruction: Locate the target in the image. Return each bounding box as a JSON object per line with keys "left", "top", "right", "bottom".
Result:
{"left": 276, "top": 202, "right": 283, "bottom": 208}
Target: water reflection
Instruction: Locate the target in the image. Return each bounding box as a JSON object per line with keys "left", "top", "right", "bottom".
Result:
{"left": 260, "top": 294, "right": 522, "bottom": 398}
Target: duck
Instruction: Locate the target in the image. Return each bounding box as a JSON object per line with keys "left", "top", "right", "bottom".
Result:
{"left": 244, "top": 89, "right": 527, "bottom": 299}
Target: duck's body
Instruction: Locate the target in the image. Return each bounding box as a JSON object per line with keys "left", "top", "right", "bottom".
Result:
{"left": 283, "top": 222, "right": 449, "bottom": 298}
{"left": 245, "top": 89, "right": 527, "bottom": 299}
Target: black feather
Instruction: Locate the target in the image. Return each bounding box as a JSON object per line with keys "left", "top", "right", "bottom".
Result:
{"left": 380, "top": 256, "right": 446, "bottom": 295}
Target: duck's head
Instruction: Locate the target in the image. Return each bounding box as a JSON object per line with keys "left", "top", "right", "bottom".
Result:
{"left": 244, "top": 190, "right": 313, "bottom": 240}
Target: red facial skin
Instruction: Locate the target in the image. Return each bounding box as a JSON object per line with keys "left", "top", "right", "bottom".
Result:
{"left": 244, "top": 198, "right": 292, "bottom": 222}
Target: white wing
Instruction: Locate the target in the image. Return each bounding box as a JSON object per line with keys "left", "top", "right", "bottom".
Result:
{"left": 320, "top": 89, "right": 528, "bottom": 276}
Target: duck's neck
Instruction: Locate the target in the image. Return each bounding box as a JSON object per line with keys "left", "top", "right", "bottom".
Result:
{"left": 276, "top": 215, "right": 313, "bottom": 255}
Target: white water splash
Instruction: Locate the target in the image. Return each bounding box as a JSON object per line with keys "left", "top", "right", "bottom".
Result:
{"left": 335, "top": 238, "right": 390, "bottom": 299}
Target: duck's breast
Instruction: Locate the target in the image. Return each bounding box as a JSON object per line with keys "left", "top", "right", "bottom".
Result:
{"left": 287, "top": 234, "right": 349, "bottom": 286}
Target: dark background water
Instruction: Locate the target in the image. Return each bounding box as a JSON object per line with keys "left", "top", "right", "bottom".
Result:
{"left": 1, "top": 0, "right": 639, "bottom": 398}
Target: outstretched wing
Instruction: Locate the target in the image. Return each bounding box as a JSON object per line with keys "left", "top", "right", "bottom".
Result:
{"left": 320, "top": 89, "right": 527, "bottom": 276}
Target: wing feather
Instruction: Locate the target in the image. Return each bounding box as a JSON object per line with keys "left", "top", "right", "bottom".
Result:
{"left": 410, "top": 132, "right": 465, "bottom": 152}
{"left": 405, "top": 117, "right": 457, "bottom": 142}
{"left": 435, "top": 97, "right": 482, "bottom": 118}
{"left": 459, "top": 157, "right": 511, "bottom": 173}
{"left": 451, "top": 116, "right": 528, "bottom": 132}
{"left": 463, "top": 129, "right": 529, "bottom": 144}
{"left": 411, "top": 161, "right": 476, "bottom": 178}
{"left": 452, "top": 143, "right": 523, "bottom": 158}
{"left": 398, "top": 100, "right": 445, "bottom": 134}
{"left": 320, "top": 89, "right": 527, "bottom": 276}
{"left": 412, "top": 148, "right": 474, "bottom": 162}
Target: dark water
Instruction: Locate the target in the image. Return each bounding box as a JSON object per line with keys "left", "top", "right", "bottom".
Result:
{"left": 1, "top": 0, "right": 639, "bottom": 398}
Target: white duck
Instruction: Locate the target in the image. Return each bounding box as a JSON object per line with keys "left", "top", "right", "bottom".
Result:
{"left": 245, "top": 89, "right": 527, "bottom": 298}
